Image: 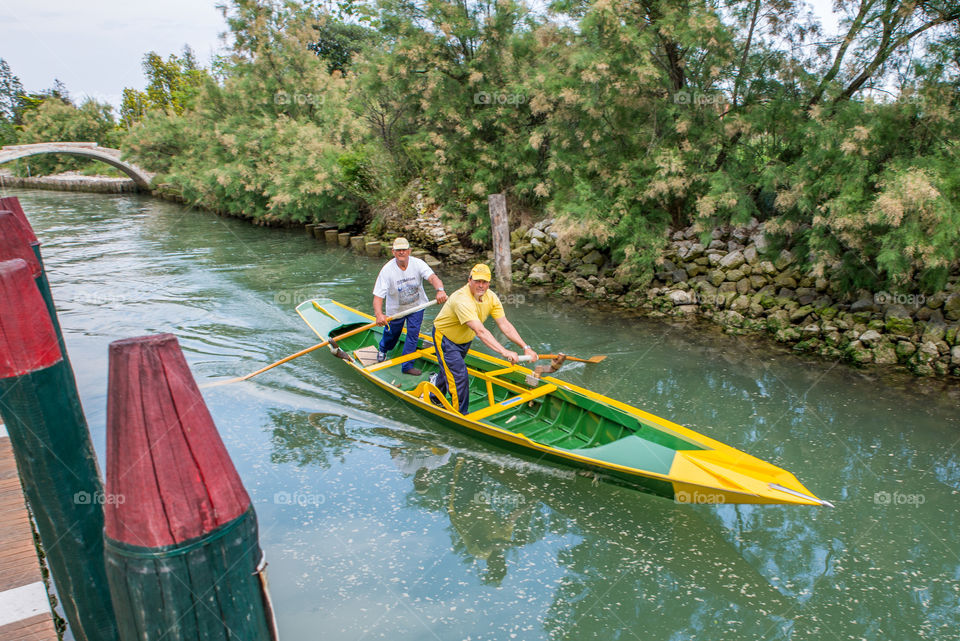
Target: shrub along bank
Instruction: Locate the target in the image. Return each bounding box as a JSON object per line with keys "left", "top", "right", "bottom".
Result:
{"left": 293, "top": 207, "right": 960, "bottom": 379}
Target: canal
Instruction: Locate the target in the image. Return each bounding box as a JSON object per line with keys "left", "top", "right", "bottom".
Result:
{"left": 10, "top": 189, "right": 960, "bottom": 640}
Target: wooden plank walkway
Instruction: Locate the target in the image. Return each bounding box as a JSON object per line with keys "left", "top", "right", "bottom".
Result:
{"left": 0, "top": 422, "right": 59, "bottom": 641}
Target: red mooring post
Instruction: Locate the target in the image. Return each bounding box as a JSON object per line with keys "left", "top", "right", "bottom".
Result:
{"left": 104, "top": 333, "right": 276, "bottom": 641}
{"left": 0, "top": 196, "right": 39, "bottom": 246}
{"left": 0, "top": 204, "right": 71, "bottom": 363}
{"left": 0, "top": 258, "right": 120, "bottom": 641}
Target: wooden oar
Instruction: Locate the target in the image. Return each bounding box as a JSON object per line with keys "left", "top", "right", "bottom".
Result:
{"left": 201, "top": 300, "right": 437, "bottom": 388}
{"left": 537, "top": 353, "right": 606, "bottom": 364}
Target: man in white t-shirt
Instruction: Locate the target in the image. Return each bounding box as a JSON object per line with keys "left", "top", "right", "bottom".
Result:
{"left": 373, "top": 237, "right": 448, "bottom": 375}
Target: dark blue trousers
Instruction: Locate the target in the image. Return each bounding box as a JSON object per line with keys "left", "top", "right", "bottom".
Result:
{"left": 379, "top": 310, "right": 423, "bottom": 373}
{"left": 432, "top": 328, "right": 472, "bottom": 414}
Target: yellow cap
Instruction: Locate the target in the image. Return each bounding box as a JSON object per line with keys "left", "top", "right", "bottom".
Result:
{"left": 392, "top": 237, "right": 410, "bottom": 250}
{"left": 470, "top": 263, "right": 492, "bottom": 281}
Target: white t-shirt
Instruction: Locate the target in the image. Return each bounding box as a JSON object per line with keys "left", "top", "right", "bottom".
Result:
{"left": 373, "top": 256, "right": 435, "bottom": 315}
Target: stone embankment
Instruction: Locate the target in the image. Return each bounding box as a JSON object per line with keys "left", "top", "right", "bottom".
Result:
{"left": 509, "top": 219, "right": 960, "bottom": 379}
{"left": 0, "top": 170, "right": 137, "bottom": 194}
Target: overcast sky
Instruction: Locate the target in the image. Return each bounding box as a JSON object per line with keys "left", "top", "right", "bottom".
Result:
{"left": 1, "top": 0, "right": 229, "bottom": 109}
{"left": 2, "top": 0, "right": 840, "bottom": 112}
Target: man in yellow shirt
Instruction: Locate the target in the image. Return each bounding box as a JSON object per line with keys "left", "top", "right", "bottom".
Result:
{"left": 429, "top": 264, "right": 537, "bottom": 414}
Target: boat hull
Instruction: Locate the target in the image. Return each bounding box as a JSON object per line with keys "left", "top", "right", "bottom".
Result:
{"left": 296, "top": 299, "right": 831, "bottom": 507}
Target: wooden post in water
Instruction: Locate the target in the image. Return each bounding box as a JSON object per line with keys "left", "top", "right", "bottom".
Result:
{"left": 0, "top": 196, "right": 39, "bottom": 251}
{"left": 104, "top": 333, "right": 276, "bottom": 641}
{"left": 488, "top": 193, "right": 511, "bottom": 293}
{"left": 0, "top": 205, "right": 71, "bottom": 363}
{"left": 0, "top": 258, "right": 120, "bottom": 641}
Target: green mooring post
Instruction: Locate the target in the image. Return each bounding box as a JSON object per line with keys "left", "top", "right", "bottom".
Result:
{"left": 104, "top": 333, "right": 277, "bottom": 641}
{"left": 0, "top": 258, "right": 120, "bottom": 641}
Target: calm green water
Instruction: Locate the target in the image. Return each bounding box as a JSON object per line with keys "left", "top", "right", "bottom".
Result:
{"left": 9, "top": 189, "right": 960, "bottom": 641}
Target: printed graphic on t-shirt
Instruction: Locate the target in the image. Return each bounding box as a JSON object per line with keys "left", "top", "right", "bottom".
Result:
{"left": 396, "top": 276, "right": 421, "bottom": 308}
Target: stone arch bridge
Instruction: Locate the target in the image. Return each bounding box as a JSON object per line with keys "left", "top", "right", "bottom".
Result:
{"left": 0, "top": 142, "right": 155, "bottom": 191}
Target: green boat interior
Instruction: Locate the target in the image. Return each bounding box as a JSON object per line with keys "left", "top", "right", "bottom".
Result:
{"left": 333, "top": 325, "right": 704, "bottom": 469}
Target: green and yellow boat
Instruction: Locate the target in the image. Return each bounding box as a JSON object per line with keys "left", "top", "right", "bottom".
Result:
{"left": 297, "top": 298, "right": 832, "bottom": 507}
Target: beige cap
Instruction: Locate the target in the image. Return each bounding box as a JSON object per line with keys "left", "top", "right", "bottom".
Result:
{"left": 392, "top": 237, "right": 410, "bottom": 250}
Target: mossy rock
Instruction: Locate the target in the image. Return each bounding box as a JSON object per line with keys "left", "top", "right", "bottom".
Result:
{"left": 759, "top": 294, "right": 778, "bottom": 310}
{"left": 885, "top": 316, "right": 915, "bottom": 337}
{"left": 908, "top": 360, "right": 935, "bottom": 376}
{"left": 895, "top": 341, "right": 917, "bottom": 361}
{"left": 576, "top": 263, "right": 599, "bottom": 277}
{"left": 844, "top": 341, "right": 873, "bottom": 365}
{"left": 789, "top": 305, "right": 814, "bottom": 323}
{"left": 873, "top": 344, "right": 898, "bottom": 365}
{"left": 793, "top": 338, "right": 821, "bottom": 353}
{"left": 765, "top": 310, "right": 790, "bottom": 331}
{"left": 946, "top": 326, "right": 958, "bottom": 346}
{"left": 921, "top": 323, "right": 946, "bottom": 344}
{"left": 817, "top": 306, "right": 838, "bottom": 320}
{"left": 774, "top": 327, "right": 801, "bottom": 342}
{"left": 818, "top": 345, "right": 843, "bottom": 359}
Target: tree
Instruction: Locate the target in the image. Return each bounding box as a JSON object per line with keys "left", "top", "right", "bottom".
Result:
{"left": 0, "top": 58, "right": 24, "bottom": 145}
{"left": 810, "top": 0, "right": 960, "bottom": 107}
{"left": 0, "top": 58, "right": 25, "bottom": 121}
{"left": 120, "top": 47, "right": 210, "bottom": 126}
{"left": 307, "top": 19, "right": 377, "bottom": 73}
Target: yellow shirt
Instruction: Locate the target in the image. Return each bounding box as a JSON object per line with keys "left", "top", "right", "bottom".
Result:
{"left": 433, "top": 285, "right": 505, "bottom": 344}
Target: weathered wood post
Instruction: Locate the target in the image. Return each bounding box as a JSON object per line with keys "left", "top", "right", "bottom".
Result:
{"left": 0, "top": 258, "right": 119, "bottom": 641}
{"left": 104, "top": 333, "right": 276, "bottom": 641}
{"left": 488, "top": 193, "right": 511, "bottom": 293}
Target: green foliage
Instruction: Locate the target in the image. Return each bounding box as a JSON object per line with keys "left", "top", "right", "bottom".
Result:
{"left": 118, "top": 0, "right": 960, "bottom": 288}
{"left": 11, "top": 98, "right": 121, "bottom": 176}
{"left": 120, "top": 47, "right": 210, "bottom": 126}
{"left": 307, "top": 19, "right": 377, "bottom": 73}
{"left": 124, "top": 2, "right": 368, "bottom": 226}
{"left": 0, "top": 58, "right": 24, "bottom": 122}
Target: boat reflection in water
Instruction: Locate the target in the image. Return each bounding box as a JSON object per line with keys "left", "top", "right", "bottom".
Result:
{"left": 296, "top": 413, "right": 792, "bottom": 633}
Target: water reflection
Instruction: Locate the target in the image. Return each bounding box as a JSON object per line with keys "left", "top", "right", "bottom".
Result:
{"left": 271, "top": 412, "right": 806, "bottom": 638}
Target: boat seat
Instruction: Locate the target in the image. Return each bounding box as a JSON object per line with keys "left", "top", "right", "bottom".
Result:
{"left": 466, "top": 384, "right": 557, "bottom": 422}
{"left": 362, "top": 346, "right": 436, "bottom": 371}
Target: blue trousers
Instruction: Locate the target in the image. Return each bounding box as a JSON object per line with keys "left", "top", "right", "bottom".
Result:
{"left": 432, "top": 328, "right": 472, "bottom": 414}
{"left": 379, "top": 310, "right": 423, "bottom": 373}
